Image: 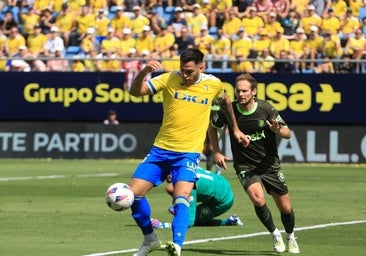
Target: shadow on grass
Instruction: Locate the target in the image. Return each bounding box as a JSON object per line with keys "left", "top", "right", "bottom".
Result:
{"left": 183, "top": 248, "right": 278, "bottom": 255}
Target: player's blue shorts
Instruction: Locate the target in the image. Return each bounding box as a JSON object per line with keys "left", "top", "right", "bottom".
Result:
{"left": 132, "top": 146, "right": 201, "bottom": 187}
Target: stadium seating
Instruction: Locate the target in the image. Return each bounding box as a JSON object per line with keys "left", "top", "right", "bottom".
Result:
{"left": 359, "top": 7, "right": 366, "bottom": 21}
{"left": 163, "top": 6, "right": 175, "bottom": 24}
{"left": 65, "top": 46, "right": 81, "bottom": 58}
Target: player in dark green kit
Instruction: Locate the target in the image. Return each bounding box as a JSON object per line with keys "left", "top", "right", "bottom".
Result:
{"left": 208, "top": 73, "right": 300, "bottom": 254}
{"left": 152, "top": 167, "right": 243, "bottom": 228}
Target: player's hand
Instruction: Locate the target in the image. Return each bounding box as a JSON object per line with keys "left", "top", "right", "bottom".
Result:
{"left": 214, "top": 152, "right": 231, "bottom": 170}
{"left": 266, "top": 119, "right": 282, "bottom": 134}
{"left": 144, "top": 60, "right": 162, "bottom": 73}
{"left": 233, "top": 130, "right": 250, "bottom": 147}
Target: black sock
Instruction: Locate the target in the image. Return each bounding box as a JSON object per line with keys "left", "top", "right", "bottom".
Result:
{"left": 281, "top": 208, "right": 295, "bottom": 234}
{"left": 254, "top": 204, "right": 276, "bottom": 232}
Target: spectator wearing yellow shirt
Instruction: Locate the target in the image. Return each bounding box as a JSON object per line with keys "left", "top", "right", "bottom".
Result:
{"left": 320, "top": 8, "right": 341, "bottom": 37}
{"left": 117, "top": 27, "right": 136, "bottom": 57}
{"left": 161, "top": 45, "right": 180, "bottom": 72}
{"left": 264, "top": 11, "right": 283, "bottom": 39}
{"left": 80, "top": 27, "right": 100, "bottom": 56}
{"left": 100, "top": 27, "right": 120, "bottom": 53}
{"left": 194, "top": 26, "right": 215, "bottom": 55}
{"left": 5, "top": 26, "right": 26, "bottom": 56}
{"left": 71, "top": 57, "right": 86, "bottom": 71}
{"left": 300, "top": 4, "right": 322, "bottom": 35}
{"left": 339, "top": 7, "right": 360, "bottom": 45}
{"left": 89, "top": 0, "right": 108, "bottom": 15}
{"left": 269, "top": 27, "right": 290, "bottom": 58}
{"left": 302, "top": 25, "right": 324, "bottom": 70}
{"left": 222, "top": 8, "right": 242, "bottom": 39}
{"left": 290, "top": 0, "right": 310, "bottom": 18}
{"left": 110, "top": 6, "right": 131, "bottom": 39}
{"left": 330, "top": 0, "right": 347, "bottom": 19}
{"left": 21, "top": 6, "right": 41, "bottom": 39}
{"left": 32, "top": 0, "right": 53, "bottom": 15}
{"left": 348, "top": 0, "right": 364, "bottom": 18}
{"left": 230, "top": 28, "right": 253, "bottom": 72}
{"left": 207, "top": 28, "right": 231, "bottom": 70}
{"left": 206, "top": 0, "right": 233, "bottom": 28}
{"left": 0, "top": 49, "right": 7, "bottom": 71}
{"left": 66, "top": 0, "right": 87, "bottom": 16}
{"left": 94, "top": 8, "right": 111, "bottom": 44}
{"left": 252, "top": 29, "right": 272, "bottom": 57}
{"left": 322, "top": 30, "right": 343, "bottom": 59}
{"left": 289, "top": 27, "right": 306, "bottom": 70}
{"left": 241, "top": 6, "right": 264, "bottom": 39}
{"left": 187, "top": 4, "right": 209, "bottom": 38}
{"left": 130, "top": 6, "right": 150, "bottom": 37}
{"left": 153, "top": 25, "right": 176, "bottom": 58}
{"left": 254, "top": 48, "right": 275, "bottom": 73}
{"left": 70, "top": 5, "right": 96, "bottom": 46}
{"left": 135, "top": 25, "right": 155, "bottom": 56}
{"left": 26, "top": 24, "right": 48, "bottom": 56}
{"left": 55, "top": 4, "right": 75, "bottom": 47}
{"left": 344, "top": 29, "right": 366, "bottom": 59}
{"left": 96, "top": 50, "right": 120, "bottom": 71}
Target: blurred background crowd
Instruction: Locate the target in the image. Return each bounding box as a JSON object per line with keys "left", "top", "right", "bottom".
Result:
{"left": 0, "top": 0, "right": 365, "bottom": 73}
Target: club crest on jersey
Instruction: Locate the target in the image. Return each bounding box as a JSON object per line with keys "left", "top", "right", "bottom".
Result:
{"left": 174, "top": 91, "right": 208, "bottom": 105}
{"left": 258, "top": 119, "right": 266, "bottom": 127}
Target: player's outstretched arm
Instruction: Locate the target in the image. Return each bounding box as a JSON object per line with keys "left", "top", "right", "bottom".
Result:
{"left": 218, "top": 94, "right": 250, "bottom": 147}
{"left": 129, "top": 61, "right": 162, "bottom": 97}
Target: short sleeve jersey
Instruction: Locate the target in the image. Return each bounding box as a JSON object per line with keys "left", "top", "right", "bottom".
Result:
{"left": 211, "top": 99, "right": 286, "bottom": 173}
{"left": 148, "top": 72, "right": 224, "bottom": 153}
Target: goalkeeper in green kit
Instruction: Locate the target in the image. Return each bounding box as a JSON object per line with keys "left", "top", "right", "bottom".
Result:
{"left": 151, "top": 167, "right": 243, "bottom": 228}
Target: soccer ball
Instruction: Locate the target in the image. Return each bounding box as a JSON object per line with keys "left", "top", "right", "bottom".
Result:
{"left": 105, "top": 182, "right": 134, "bottom": 211}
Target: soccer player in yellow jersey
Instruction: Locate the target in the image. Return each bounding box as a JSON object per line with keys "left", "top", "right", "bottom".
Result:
{"left": 128, "top": 48, "right": 249, "bottom": 256}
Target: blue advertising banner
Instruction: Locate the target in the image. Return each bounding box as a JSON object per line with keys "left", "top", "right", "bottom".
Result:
{"left": 0, "top": 72, "right": 364, "bottom": 124}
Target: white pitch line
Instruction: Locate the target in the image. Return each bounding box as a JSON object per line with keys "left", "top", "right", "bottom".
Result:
{"left": 82, "top": 220, "right": 366, "bottom": 256}
{"left": 0, "top": 173, "right": 119, "bottom": 182}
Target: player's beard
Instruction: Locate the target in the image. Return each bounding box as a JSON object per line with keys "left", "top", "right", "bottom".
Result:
{"left": 239, "top": 95, "right": 255, "bottom": 107}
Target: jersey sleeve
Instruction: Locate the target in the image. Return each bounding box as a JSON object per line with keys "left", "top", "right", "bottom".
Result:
{"left": 210, "top": 108, "right": 227, "bottom": 129}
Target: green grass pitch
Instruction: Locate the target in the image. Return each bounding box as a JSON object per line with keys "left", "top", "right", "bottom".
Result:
{"left": 0, "top": 159, "right": 365, "bottom": 256}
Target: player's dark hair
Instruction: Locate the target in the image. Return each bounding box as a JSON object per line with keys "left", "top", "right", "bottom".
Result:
{"left": 180, "top": 48, "right": 204, "bottom": 65}
{"left": 235, "top": 73, "right": 257, "bottom": 90}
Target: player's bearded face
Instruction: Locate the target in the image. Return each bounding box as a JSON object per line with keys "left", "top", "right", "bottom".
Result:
{"left": 235, "top": 80, "right": 256, "bottom": 106}
{"left": 180, "top": 61, "right": 203, "bottom": 85}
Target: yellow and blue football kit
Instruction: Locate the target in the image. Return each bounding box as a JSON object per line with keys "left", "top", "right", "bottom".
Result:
{"left": 132, "top": 71, "right": 225, "bottom": 247}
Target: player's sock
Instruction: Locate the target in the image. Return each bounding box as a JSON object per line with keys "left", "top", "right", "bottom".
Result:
{"left": 281, "top": 208, "right": 295, "bottom": 233}
{"left": 171, "top": 196, "right": 190, "bottom": 247}
{"left": 254, "top": 204, "right": 276, "bottom": 232}
{"left": 131, "top": 196, "right": 153, "bottom": 235}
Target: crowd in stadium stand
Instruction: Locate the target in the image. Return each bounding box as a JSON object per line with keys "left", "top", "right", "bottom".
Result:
{"left": 0, "top": 0, "right": 365, "bottom": 73}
